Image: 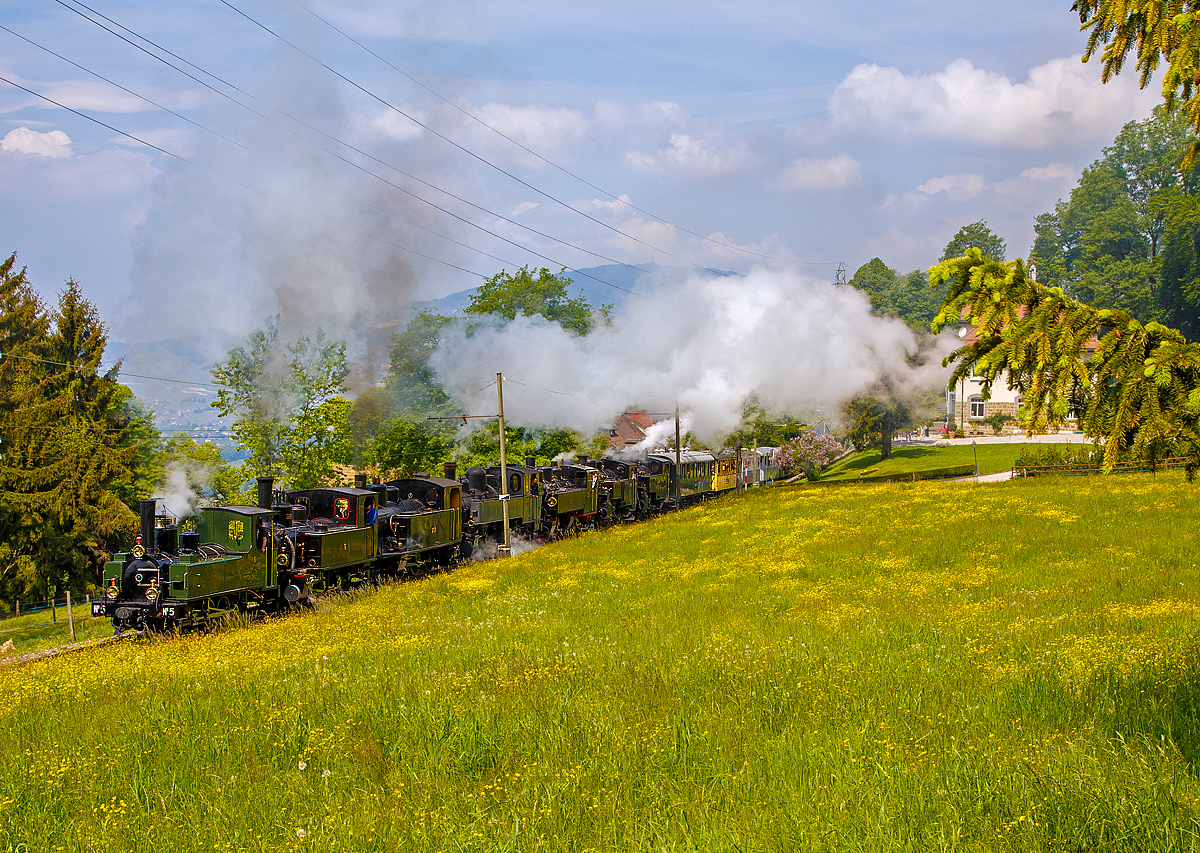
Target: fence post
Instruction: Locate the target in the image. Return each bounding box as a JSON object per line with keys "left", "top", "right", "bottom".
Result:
{"left": 66, "top": 591, "right": 76, "bottom": 643}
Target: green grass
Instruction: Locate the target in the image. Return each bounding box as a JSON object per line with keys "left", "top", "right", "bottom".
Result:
{"left": 2, "top": 473, "right": 1199, "bottom": 851}
{"left": 821, "top": 441, "right": 1074, "bottom": 480}
{"left": 0, "top": 608, "right": 111, "bottom": 659}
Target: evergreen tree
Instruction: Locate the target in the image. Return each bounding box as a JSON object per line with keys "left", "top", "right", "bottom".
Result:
{"left": 0, "top": 268, "right": 139, "bottom": 603}
{"left": 931, "top": 248, "right": 1200, "bottom": 473}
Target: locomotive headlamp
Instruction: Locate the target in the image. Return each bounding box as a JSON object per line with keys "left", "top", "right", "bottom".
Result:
{"left": 146, "top": 580, "right": 159, "bottom": 601}
{"left": 131, "top": 544, "right": 145, "bottom": 558}
{"left": 546, "top": 496, "right": 557, "bottom": 508}
{"left": 106, "top": 582, "right": 119, "bottom": 600}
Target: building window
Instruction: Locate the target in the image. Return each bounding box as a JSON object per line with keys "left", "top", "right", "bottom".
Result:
{"left": 970, "top": 396, "right": 985, "bottom": 418}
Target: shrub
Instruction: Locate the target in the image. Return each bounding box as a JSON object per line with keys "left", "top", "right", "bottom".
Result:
{"left": 774, "top": 431, "right": 844, "bottom": 480}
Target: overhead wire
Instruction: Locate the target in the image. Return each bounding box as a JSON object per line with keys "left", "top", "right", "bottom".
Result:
{"left": 217, "top": 0, "right": 737, "bottom": 278}
{"left": 286, "top": 0, "right": 834, "bottom": 268}
{"left": 0, "top": 28, "right": 622, "bottom": 308}
{"left": 48, "top": 0, "right": 684, "bottom": 301}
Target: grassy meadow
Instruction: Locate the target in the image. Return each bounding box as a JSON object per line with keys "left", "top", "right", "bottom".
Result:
{"left": 0, "top": 609, "right": 111, "bottom": 660}
{"left": 821, "top": 441, "right": 1077, "bottom": 480}
{"left": 2, "top": 474, "right": 1200, "bottom": 851}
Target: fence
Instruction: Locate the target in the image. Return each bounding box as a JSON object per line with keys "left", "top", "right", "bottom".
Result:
{"left": 0, "top": 594, "right": 92, "bottom": 623}
{"left": 1012, "top": 456, "right": 1190, "bottom": 478}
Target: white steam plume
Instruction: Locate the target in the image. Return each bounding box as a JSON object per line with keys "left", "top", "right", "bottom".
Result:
{"left": 159, "top": 463, "right": 203, "bottom": 520}
{"left": 430, "top": 267, "right": 953, "bottom": 439}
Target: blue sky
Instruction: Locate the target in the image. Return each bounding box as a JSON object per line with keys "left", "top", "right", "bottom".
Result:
{"left": 0, "top": 0, "right": 1160, "bottom": 352}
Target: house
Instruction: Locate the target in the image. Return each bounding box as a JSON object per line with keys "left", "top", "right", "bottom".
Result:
{"left": 947, "top": 322, "right": 1098, "bottom": 433}
{"left": 608, "top": 411, "right": 671, "bottom": 449}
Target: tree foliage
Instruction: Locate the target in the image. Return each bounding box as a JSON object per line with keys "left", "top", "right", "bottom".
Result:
{"left": 211, "top": 320, "right": 351, "bottom": 490}
{"left": 0, "top": 257, "right": 146, "bottom": 604}
{"left": 942, "top": 221, "right": 1007, "bottom": 262}
{"left": 849, "top": 259, "right": 948, "bottom": 331}
{"left": 931, "top": 248, "right": 1200, "bottom": 473}
{"left": 1029, "top": 109, "right": 1200, "bottom": 333}
{"left": 1074, "top": 0, "right": 1200, "bottom": 166}
{"left": 774, "top": 431, "right": 844, "bottom": 480}
{"left": 839, "top": 386, "right": 920, "bottom": 461}
{"left": 466, "top": 266, "right": 607, "bottom": 335}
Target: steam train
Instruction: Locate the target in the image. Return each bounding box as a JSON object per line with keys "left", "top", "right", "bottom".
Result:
{"left": 94, "top": 448, "right": 778, "bottom": 632}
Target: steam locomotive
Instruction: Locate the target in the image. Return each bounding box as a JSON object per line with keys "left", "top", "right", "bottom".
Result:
{"left": 94, "top": 448, "right": 776, "bottom": 632}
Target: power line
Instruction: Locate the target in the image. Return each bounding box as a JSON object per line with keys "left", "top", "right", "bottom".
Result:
{"left": 49, "top": 0, "right": 683, "bottom": 300}
{"left": 218, "top": 0, "right": 737, "bottom": 277}
{"left": 286, "top": 0, "right": 834, "bottom": 268}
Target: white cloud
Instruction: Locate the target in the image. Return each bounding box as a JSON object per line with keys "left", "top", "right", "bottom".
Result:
{"left": 780, "top": 154, "right": 862, "bottom": 192}
{"left": 473, "top": 103, "right": 588, "bottom": 152}
{"left": 1019, "top": 162, "right": 1074, "bottom": 182}
{"left": 626, "top": 132, "right": 749, "bottom": 177}
{"left": 511, "top": 201, "right": 540, "bottom": 216}
{"left": 917, "top": 173, "right": 986, "bottom": 198}
{"left": 829, "top": 56, "right": 1155, "bottom": 147}
{"left": 2, "top": 127, "right": 72, "bottom": 158}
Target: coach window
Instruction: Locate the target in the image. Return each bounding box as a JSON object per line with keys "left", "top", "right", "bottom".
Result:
{"left": 970, "top": 395, "right": 985, "bottom": 419}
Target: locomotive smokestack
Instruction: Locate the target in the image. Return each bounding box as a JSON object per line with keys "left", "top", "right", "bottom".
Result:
{"left": 525, "top": 456, "right": 535, "bottom": 469}
{"left": 354, "top": 473, "right": 367, "bottom": 490}
{"left": 578, "top": 454, "right": 589, "bottom": 464}
{"left": 139, "top": 499, "right": 156, "bottom": 552}
{"left": 256, "top": 476, "right": 274, "bottom": 510}
{"left": 443, "top": 462, "right": 457, "bottom": 480}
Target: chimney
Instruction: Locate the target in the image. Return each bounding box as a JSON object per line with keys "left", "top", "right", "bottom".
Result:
{"left": 525, "top": 455, "right": 536, "bottom": 469}
{"left": 354, "top": 473, "right": 367, "bottom": 490}
{"left": 443, "top": 462, "right": 458, "bottom": 480}
{"left": 256, "top": 476, "right": 274, "bottom": 510}
{"left": 139, "top": 499, "right": 156, "bottom": 553}
{"left": 578, "top": 454, "right": 589, "bottom": 464}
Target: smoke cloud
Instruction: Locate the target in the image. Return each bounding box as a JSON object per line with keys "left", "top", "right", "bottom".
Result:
{"left": 116, "top": 9, "right": 450, "bottom": 372}
{"left": 430, "top": 267, "right": 953, "bottom": 440}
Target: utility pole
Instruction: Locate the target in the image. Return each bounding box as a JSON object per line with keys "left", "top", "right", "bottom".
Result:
{"left": 674, "top": 402, "right": 682, "bottom": 506}
{"left": 497, "top": 372, "right": 511, "bottom": 558}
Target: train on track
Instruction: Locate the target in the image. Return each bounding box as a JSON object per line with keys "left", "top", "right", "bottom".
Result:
{"left": 94, "top": 448, "right": 781, "bottom": 633}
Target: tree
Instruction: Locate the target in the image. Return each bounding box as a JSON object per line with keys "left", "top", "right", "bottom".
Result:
{"left": 1074, "top": 0, "right": 1200, "bottom": 166}
{"left": 161, "top": 434, "right": 244, "bottom": 507}
{"left": 848, "top": 259, "right": 948, "bottom": 330}
{"left": 839, "top": 387, "right": 919, "bottom": 461}
{"left": 454, "top": 422, "right": 583, "bottom": 468}
{"left": 1028, "top": 110, "right": 1197, "bottom": 328}
{"left": 0, "top": 271, "right": 140, "bottom": 603}
{"left": 373, "top": 417, "right": 455, "bottom": 477}
{"left": 211, "top": 320, "right": 351, "bottom": 490}
{"left": 386, "top": 309, "right": 457, "bottom": 418}
{"left": 466, "top": 266, "right": 608, "bottom": 335}
{"left": 930, "top": 248, "right": 1200, "bottom": 473}
{"left": 941, "top": 221, "right": 1006, "bottom": 262}
{"left": 774, "top": 431, "right": 843, "bottom": 480}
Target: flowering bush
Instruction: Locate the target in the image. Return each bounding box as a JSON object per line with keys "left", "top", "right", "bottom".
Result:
{"left": 774, "top": 431, "right": 844, "bottom": 479}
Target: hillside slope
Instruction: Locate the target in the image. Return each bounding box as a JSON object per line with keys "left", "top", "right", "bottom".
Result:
{"left": 2, "top": 476, "right": 1199, "bottom": 850}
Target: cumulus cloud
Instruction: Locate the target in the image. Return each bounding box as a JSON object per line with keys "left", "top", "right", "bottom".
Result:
{"left": 917, "top": 173, "right": 986, "bottom": 198}
{"left": 916, "top": 162, "right": 1075, "bottom": 201}
{"left": 626, "top": 131, "right": 750, "bottom": 176}
{"left": 511, "top": 201, "right": 540, "bottom": 216}
{"left": 828, "top": 56, "right": 1155, "bottom": 147}
{"left": 473, "top": 103, "right": 588, "bottom": 153}
{"left": 1, "top": 127, "right": 72, "bottom": 158}
{"left": 780, "top": 154, "right": 862, "bottom": 192}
